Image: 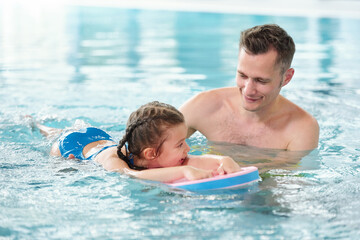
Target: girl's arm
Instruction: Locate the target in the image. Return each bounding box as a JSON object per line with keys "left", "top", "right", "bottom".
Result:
{"left": 122, "top": 165, "right": 214, "bottom": 183}
{"left": 99, "top": 156, "right": 214, "bottom": 183}
{"left": 185, "top": 154, "right": 241, "bottom": 174}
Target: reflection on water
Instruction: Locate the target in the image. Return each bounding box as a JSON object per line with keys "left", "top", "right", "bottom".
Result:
{"left": 191, "top": 139, "right": 320, "bottom": 173}
{"left": 187, "top": 130, "right": 319, "bottom": 173}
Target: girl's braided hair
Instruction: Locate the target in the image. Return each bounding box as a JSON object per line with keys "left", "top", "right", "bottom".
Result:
{"left": 117, "top": 101, "right": 185, "bottom": 169}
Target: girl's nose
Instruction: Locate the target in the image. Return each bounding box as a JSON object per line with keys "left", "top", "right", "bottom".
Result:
{"left": 185, "top": 142, "right": 190, "bottom": 152}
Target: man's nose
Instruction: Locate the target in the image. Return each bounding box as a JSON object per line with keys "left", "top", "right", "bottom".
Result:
{"left": 243, "top": 79, "right": 256, "bottom": 95}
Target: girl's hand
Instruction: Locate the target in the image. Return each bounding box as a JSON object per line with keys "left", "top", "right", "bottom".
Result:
{"left": 219, "top": 156, "right": 241, "bottom": 174}
{"left": 183, "top": 166, "right": 214, "bottom": 181}
{"left": 214, "top": 163, "right": 225, "bottom": 176}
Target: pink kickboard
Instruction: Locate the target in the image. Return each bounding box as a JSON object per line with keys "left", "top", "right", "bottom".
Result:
{"left": 168, "top": 166, "right": 260, "bottom": 191}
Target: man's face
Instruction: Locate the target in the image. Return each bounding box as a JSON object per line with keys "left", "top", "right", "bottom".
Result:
{"left": 236, "top": 47, "right": 285, "bottom": 112}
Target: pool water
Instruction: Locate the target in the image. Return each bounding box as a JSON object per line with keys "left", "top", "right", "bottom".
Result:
{"left": 1, "top": 3, "right": 360, "bottom": 239}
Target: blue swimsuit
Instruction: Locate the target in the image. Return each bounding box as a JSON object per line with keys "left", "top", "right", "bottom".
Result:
{"left": 58, "top": 127, "right": 117, "bottom": 160}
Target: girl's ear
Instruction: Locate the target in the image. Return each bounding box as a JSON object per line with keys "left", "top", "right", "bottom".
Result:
{"left": 142, "top": 147, "right": 157, "bottom": 160}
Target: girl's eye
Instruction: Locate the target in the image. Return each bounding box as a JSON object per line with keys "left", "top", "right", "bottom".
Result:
{"left": 178, "top": 143, "right": 183, "bottom": 148}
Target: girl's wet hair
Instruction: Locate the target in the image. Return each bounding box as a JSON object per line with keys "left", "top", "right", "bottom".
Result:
{"left": 117, "top": 101, "right": 185, "bottom": 169}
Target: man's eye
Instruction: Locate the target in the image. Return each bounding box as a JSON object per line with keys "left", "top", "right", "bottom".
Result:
{"left": 256, "top": 78, "right": 267, "bottom": 84}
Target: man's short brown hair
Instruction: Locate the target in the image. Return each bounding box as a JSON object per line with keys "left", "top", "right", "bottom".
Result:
{"left": 240, "top": 24, "right": 295, "bottom": 74}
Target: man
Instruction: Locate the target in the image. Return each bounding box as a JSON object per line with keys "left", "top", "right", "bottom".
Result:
{"left": 180, "top": 24, "right": 319, "bottom": 151}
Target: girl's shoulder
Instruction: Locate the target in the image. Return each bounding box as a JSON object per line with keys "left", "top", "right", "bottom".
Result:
{"left": 95, "top": 146, "right": 128, "bottom": 171}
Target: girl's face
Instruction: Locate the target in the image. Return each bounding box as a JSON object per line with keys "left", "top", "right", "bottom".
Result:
{"left": 147, "top": 123, "right": 190, "bottom": 168}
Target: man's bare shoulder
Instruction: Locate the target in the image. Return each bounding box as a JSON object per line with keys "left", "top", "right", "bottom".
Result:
{"left": 284, "top": 97, "right": 318, "bottom": 127}
{"left": 180, "top": 87, "right": 239, "bottom": 137}
{"left": 181, "top": 87, "right": 238, "bottom": 113}
{"left": 282, "top": 97, "right": 319, "bottom": 150}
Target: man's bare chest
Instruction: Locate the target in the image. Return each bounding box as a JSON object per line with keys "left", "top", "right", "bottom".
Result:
{"left": 201, "top": 114, "right": 288, "bottom": 149}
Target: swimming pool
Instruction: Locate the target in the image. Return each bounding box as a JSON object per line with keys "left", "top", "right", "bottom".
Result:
{"left": 1, "top": 2, "right": 360, "bottom": 239}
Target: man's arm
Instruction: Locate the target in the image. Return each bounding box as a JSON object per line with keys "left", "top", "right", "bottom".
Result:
{"left": 179, "top": 94, "right": 198, "bottom": 137}
{"left": 180, "top": 89, "right": 224, "bottom": 138}
{"left": 179, "top": 92, "right": 207, "bottom": 138}
{"left": 287, "top": 115, "right": 319, "bottom": 151}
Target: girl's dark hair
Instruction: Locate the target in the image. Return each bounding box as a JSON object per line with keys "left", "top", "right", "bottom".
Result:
{"left": 117, "top": 101, "right": 185, "bottom": 169}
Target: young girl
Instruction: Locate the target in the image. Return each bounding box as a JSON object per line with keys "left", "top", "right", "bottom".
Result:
{"left": 37, "top": 101, "right": 241, "bottom": 183}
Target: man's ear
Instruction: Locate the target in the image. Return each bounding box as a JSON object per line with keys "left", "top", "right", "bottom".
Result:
{"left": 142, "top": 147, "right": 157, "bottom": 160}
{"left": 281, "top": 68, "right": 294, "bottom": 87}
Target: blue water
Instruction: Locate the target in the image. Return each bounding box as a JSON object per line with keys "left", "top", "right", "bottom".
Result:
{"left": 1, "top": 3, "right": 360, "bottom": 239}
